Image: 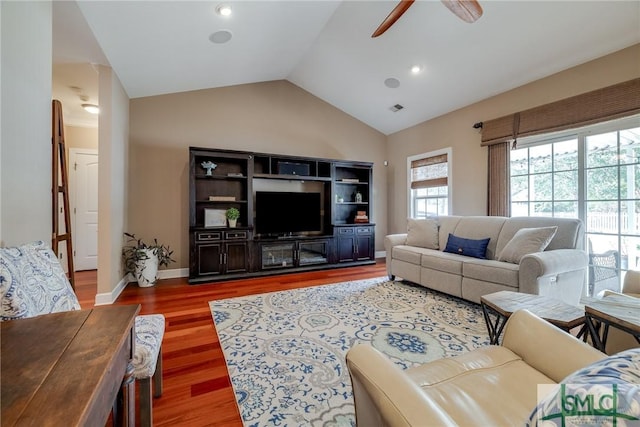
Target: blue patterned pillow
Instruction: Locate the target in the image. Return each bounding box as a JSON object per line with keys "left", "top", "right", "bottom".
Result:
{"left": 443, "top": 233, "right": 490, "bottom": 259}
{"left": 0, "top": 241, "right": 80, "bottom": 321}
{"left": 527, "top": 348, "right": 640, "bottom": 426}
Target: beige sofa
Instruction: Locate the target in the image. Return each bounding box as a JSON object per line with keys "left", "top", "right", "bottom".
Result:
{"left": 385, "top": 216, "right": 588, "bottom": 305}
{"left": 346, "top": 309, "right": 606, "bottom": 427}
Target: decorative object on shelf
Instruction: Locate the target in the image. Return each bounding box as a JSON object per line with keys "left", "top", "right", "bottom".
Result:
{"left": 226, "top": 207, "right": 240, "bottom": 228}
{"left": 337, "top": 196, "right": 344, "bottom": 203}
{"left": 354, "top": 211, "right": 369, "bottom": 223}
{"left": 209, "top": 195, "right": 236, "bottom": 201}
{"left": 201, "top": 161, "right": 217, "bottom": 176}
{"left": 354, "top": 191, "right": 363, "bottom": 203}
{"left": 341, "top": 178, "right": 359, "bottom": 183}
{"left": 227, "top": 172, "right": 244, "bottom": 177}
{"left": 204, "top": 208, "right": 227, "bottom": 227}
{"left": 122, "top": 232, "right": 175, "bottom": 287}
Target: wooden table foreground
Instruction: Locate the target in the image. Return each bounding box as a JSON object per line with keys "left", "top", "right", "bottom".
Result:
{"left": 1, "top": 304, "right": 140, "bottom": 427}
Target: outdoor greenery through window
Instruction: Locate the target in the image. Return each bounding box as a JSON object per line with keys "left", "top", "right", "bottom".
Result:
{"left": 510, "top": 116, "right": 640, "bottom": 294}
{"left": 408, "top": 148, "right": 451, "bottom": 218}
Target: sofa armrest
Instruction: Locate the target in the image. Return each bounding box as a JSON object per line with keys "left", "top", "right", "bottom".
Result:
{"left": 346, "top": 344, "right": 457, "bottom": 427}
{"left": 502, "top": 310, "right": 605, "bottom": 383}
{"left": 519, "top": 249, "right": 588, "bottom": 305}
{"left": 385, "top": 234, "right": 408, "bottom": 278}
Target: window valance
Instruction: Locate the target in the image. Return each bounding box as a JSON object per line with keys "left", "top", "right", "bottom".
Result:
{"left": 480, "top": 78, "right": 640, "bottom": 146}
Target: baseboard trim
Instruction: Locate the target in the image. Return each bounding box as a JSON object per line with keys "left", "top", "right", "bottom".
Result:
{"left": 375, "top": 250, "right": 386, "bottom": 259}
{"left": 94, "top": 275, "right": 128, "bottom": 305}
{"left": 159, "top": 267, "right": 189, "bottom": 279}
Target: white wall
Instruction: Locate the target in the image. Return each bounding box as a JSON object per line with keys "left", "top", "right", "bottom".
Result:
{"left": 0, "top": 2, "right": 52, "bottom": 246}
{"left": 96, "top": 65, "right": 130, "bottom": 301}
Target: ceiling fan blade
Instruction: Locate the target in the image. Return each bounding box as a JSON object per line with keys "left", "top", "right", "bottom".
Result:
{"left": 440, "top": 0, "right": 483, "bottom": 23}
{"left": 372, "top": 0, "right": 415, "bottom": 38}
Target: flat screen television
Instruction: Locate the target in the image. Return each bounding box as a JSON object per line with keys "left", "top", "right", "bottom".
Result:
{"left": 256, "top": 191, "right": 322, "bottom": 236}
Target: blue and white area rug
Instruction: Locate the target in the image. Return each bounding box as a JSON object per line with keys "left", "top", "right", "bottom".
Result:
{"left": 209, "top": 277, "right": 490, "bottom": 427}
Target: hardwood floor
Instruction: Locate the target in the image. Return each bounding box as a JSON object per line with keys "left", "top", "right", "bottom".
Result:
{"left": 75, "top": 261, "right": 387, "bottom": 426}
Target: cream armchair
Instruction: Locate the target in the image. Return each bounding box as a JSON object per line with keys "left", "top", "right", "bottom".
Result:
{"left": 346, "top": 310, "right": 605, "bottom": 427}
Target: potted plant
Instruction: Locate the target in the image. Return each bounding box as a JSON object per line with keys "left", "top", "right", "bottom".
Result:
{"left": 122, "top": 232, "right": 175, "bottom": 287}
{"left": 226, "top": 207, "right": 240, "bottom": 228}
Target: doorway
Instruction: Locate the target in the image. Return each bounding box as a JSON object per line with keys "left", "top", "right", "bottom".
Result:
{"left": 69, "top": 148, "right": 99, "bottom": 271}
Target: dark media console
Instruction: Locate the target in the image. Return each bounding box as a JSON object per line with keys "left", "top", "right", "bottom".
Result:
{"left": 189, "top": 147, "right": 375, "bottom": 283}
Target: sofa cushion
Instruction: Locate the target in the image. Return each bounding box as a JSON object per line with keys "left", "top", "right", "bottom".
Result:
{"left": 497, "top": 226, "right": 558, "bottom": 264}
{"left": 463, "top": 259, "right": 520, "bottom": 287}
{"left": 444, "top": 234, "right": 491, "bottom": 259}
{"left": 449, "top": 216, "right": 507, "bottom": 260}
{"left": 421, "top": 250, "right": 465, "bottom": 275}
{"left": 528, "top": 348, "right": 640, "bottom": 426}
{"left": 0, "top": 241, "right": 80, "bottom": 321}
{"left": 392, "top": 245, "right": 433, "bottom": 265}
{"left": 406, "top": 218, "right": 439, "bottom": 249}
{"left": 496, "top": 216, "right": 583, "bottom": 255}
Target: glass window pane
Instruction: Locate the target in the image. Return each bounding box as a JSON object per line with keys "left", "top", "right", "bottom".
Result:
{"left": 510, "top": 148, "right": 528, "bottom": 176}
{"left": 553, "top": 139, "right": 578, "bottom": 171}
{"left": 620, "top": 163, "right": 640, "bottom": 199}
{"left": 529, "top": 144, "right": 552, "bottom": 173}
{"left": 621, "top": 200, "right": 640, "bottom": 236}
{"left": 586, "top": 202, "right": 619, "bottom": 233}
{"left": 416, "top": 188, "right": 427, "bottom": 196}
{"left": 415, "top": 198, "right": 426, "bottom": 218}
{"left": 619, "top": 127, "right": 640, "bottom": 166}
{"left": 532, "top": 202, "right": 552, "bottom": 216}
{"left": 511, "top": 202, "right": 528, "bottom": 216}
{"left": 621, "top": 236, "right": 640, "bottom": 270}
{"left": 554, "top": 171, "right": 578, "bottom": 200}
{"left": 586, "top": 131, "right": 618, "bottom": 167}
{"left": 511, "top": 175, "right": 528, "bottom": 201}
{"left": 586, "top": 167, "right": 618, "bottom": 200}
{"left": 530, "top": 173, "right": 552, "bottom": 201}
{"left": 553, "top": 202, "right": 578, "bottom": 218}
{"left": 437, "top": 186, "right": 448, "bottom": 196}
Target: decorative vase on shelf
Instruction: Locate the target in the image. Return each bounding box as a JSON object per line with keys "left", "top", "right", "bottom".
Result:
{"left": 228, "top": 218, "right": 237, "bottom": 228}
{"left": 355, "top": 191, "right": 363, "bottom": 203}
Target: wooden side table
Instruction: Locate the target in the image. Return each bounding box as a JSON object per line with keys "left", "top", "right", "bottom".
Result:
{"left": 584, "top": 294, "right": 640, "bottom": 352}
{"left": 481, "top": 291, "right": 586, "bottom": 345}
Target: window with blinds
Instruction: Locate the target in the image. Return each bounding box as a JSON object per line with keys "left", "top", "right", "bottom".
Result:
{"left": 407, "top": 149, "right": 451, "bottom": 218}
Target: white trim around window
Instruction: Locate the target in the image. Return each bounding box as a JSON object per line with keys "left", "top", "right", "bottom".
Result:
{"left": 407, "top": 147, "right": 453, "bottom": 218}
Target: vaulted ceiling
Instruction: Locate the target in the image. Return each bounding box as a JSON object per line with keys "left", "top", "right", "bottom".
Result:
{"left": 53, "top": 1, "right": 640, "bottom": 134}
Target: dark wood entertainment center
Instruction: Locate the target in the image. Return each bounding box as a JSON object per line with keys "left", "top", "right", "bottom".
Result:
{"left": 189, "top": 147, "right": 375, "bottom": 283}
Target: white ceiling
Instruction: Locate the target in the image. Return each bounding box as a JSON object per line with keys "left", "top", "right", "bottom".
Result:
{"left": 53, "top": 1, "right": 640, "bottom": 135}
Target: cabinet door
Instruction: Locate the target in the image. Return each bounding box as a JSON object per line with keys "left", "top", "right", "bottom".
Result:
{"left": 225, "top": 242, "right": 248, "bottom": 273}
{"left": 356, "top": 235, "right": 373, "bottom": 261}
{"left": 197, "top": 243, "right": 223, "bottom": 275}
{"left": 261, "top": 243, "right": 295, "bottom": 269}
{"left": 298, "top": 240, "right": 329, "bottom": 266}
{"left": 355, "top": 226, "right": 374, "bottom": 261}
{"left": 337, "top": 236, "right": 356, "bottom": 262}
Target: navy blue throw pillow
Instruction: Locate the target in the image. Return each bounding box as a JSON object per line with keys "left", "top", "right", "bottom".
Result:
{"left": 443, "top": 233, "right": 491, "bottom": 259}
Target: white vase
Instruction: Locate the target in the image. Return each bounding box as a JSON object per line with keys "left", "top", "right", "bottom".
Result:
{"left": 134, "top": 248, "right": 159, "bottom": 287}
{"left": 228, "top": 218, "right": 237, "bottom": 228}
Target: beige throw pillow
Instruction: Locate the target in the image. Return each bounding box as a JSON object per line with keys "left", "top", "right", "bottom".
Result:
{"left": 406, "top": 218, "right": 439, "bottom": 250}
{"left": 497, "top": 226, "right": 558, "bottom": 264}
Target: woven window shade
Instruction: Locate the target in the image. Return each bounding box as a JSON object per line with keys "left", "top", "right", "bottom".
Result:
{"left": 481, "top": 78, "right": 640, "bottom": 146}
{"left": 411, "top": 154, "right": 448, "bottom": 189}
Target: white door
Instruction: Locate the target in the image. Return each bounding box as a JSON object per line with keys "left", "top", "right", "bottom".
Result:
{"left": 70, "top": 149, "right": 99, "bottom": 271}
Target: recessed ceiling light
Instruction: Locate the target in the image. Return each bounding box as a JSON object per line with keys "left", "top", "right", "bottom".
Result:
{"left": 209, "top": 30, "right": 233, "bottom": 44}
{"left": 82, "top": 104, "right": 99, "bottom": 114}
{"left": 410, "top": 65, "right": 423, "bottom": 74}
{"left": 384, "top": 78, "right": 400, "bottom": 89}
{"left": 216, "top": 4, "right": 232, "bottom": 17}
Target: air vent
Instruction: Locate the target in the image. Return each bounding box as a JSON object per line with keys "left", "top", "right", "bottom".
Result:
{"left": 390, "top": 104, "right": 404, "bottom": 112}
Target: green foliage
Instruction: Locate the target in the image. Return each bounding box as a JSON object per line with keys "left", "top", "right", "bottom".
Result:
{"left": 122, "top": 232, "right": 175, "bottom": 276}
{"left": 226, "top": 207, "right": 240, "bottom": 220}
